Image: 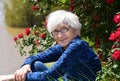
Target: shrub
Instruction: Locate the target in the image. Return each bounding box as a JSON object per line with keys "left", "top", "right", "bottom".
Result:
{"left": 97, "top": 13, "right": 120, "bottom": 81}
{"left": 13, "top": 25, "right": 54, "bottom": 56}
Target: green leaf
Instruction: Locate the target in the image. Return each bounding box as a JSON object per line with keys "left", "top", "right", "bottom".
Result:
{"left": 113, "top": 64, "right": 118, "bottom": 69}
{"left": 22, "top": 0, "right": 26, "bottom": 3}
{"left": 60, "top": 0, "right": 67, "bottom": 3}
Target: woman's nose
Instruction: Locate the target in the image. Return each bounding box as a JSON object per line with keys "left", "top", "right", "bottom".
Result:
{"left": 57, "top": 32, "right": 64, "bottom": 38}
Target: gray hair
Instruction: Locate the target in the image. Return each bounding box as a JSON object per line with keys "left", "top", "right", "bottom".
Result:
{"left": 47, "top": 10, "right": 82, "bottom": 35}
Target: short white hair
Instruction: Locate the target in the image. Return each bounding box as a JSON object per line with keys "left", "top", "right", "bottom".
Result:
{"left": 47, "top": 10, "right": 82, "bottom": 35}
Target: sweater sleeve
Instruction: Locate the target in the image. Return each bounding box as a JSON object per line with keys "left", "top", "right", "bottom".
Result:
{"left": 25, "top": 39, "right": 86, "bottom": 81}
{"left": 22, "top": 45, "right": 63, "bottom": 66}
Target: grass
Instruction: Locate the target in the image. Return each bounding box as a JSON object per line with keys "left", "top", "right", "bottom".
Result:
{"left": 45, "top": 62, "right": 55, "bottom": 68}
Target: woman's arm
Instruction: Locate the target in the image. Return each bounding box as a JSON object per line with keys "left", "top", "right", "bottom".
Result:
{"left": 0, "top": 74, "right": 14, "bottom": 81}
{"left": 22, "top": 45, "right": 63, "bottom": 66}
{"left": 13, "top": 45, "right": 63, "bottom": 81}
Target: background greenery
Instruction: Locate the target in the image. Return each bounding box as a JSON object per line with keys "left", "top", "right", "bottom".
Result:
{"left": 4, "top": 0, "right": 46, "bottom": 27}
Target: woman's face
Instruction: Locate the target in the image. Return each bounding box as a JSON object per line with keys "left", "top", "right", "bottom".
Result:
{"left": 52, "top": 23, "right": 79, "bottom": 48}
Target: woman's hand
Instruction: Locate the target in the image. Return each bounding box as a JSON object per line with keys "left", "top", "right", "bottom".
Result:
{"left": 14, "top": 64, "right": 31, "bottom": 81}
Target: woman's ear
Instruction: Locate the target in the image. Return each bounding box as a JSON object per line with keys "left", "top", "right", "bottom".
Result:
{"left": 75, "top": 28, "right": 80, "bottom": 36}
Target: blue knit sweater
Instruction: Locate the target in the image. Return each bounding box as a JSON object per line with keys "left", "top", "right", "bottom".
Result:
{"left": 23, "top": 36, "right": 101, "bottom": 81}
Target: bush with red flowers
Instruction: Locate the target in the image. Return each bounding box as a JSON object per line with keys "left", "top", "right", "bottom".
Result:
{"left": 14, "top": 26, "right": 54, "bottom": 56}
{"left": 97, "top": 15, "right": 120, "bottom": 81}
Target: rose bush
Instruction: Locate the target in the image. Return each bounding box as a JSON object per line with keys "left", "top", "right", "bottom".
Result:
{"left": 14, "top": 25, "right": 54, "bottom": 56}
{"left": 97, "top": 28, "right": 120, "bottom": 81}
{"left": 96, "top": 13, "right": 120, "bottom": 81}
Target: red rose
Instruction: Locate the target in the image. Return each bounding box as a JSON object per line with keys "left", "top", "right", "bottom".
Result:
{"left": 34, "top": 30, "right": 39, "bottom": 35}
{"left": 109, "top": 32, "right": 116, "bottom": 41}
{"left": 44, "top": 19, "right": 48, "bottom": 29}
{"left": 117, "top": 27, "right": 120, "bottom": 31}
{"left": 106, "top": 0, "right": 115, "bottom": 4}
{"left": 112, "top": 50, "right": 120, "bottom": 60}
{"left": 40, "top": 33, "right": 47, "bottom": 39}
{"left": 104, "top": 58, "right": 108, "bottom": 62}
{"left": 69, "top": 4, "right": 73, "bottom": 12}
{"left": 115, "top": 30, "right": 120, "bottom": 42}
{"left": 93, "top": 23, "right": 98, "bottom": 29}
{"left": 18, "top": 33, "right": 23, "bottom": 39}
{"left": 14, "top": 36, "right": 18, "bottom": 42}
{"left": 95, "top": 39, "right": 100, "bottom": 48}
{"left": 69, "top": 0, "right": 74, "bottom": 12}
{"left": 32, "top": 5, "right": 40, "bottom": 11}
{"left": 113, "top": 14, "right": 120, "bottom": 24}
{"left": 112, "top": 45, "right": 117, "bottom": 49}
{"left": 35, "top": 39, "right": 40, "bottom": 45}
{"left": 115, "top": 30, "right": 120, "bottom": 38}
{"left": 98, "top": 54, "right": 102, "bottom": 60}
{"left": 93, "top": 16, "right": 99, "bottom": 21}
{"left": 25, "top": 28, "right": 30, "bottom": 36}
{"left": 117, "top": 38, "right": 120, "bottom": 42}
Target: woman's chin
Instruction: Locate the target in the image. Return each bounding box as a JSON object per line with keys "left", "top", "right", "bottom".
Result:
{"left": 59, "top": 43, "right": 68, "bottom": 48}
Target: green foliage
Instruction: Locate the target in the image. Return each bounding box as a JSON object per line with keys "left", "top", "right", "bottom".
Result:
{"left": 3, "top": 0, "right": 45, "bottom": 27}
{"left": 4, "top": 0, "right": 32, "bottom": 27}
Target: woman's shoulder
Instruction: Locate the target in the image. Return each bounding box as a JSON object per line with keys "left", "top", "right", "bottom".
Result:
{"left": 71, "top": 36, "right": 88, "bottom": 46}
{"left": 48, "top": 44, "right": 64, "bottom": 52}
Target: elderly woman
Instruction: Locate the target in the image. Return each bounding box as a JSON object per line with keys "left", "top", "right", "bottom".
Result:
{"left": 0, "top": 10, "right": 101, "bottom": 81}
